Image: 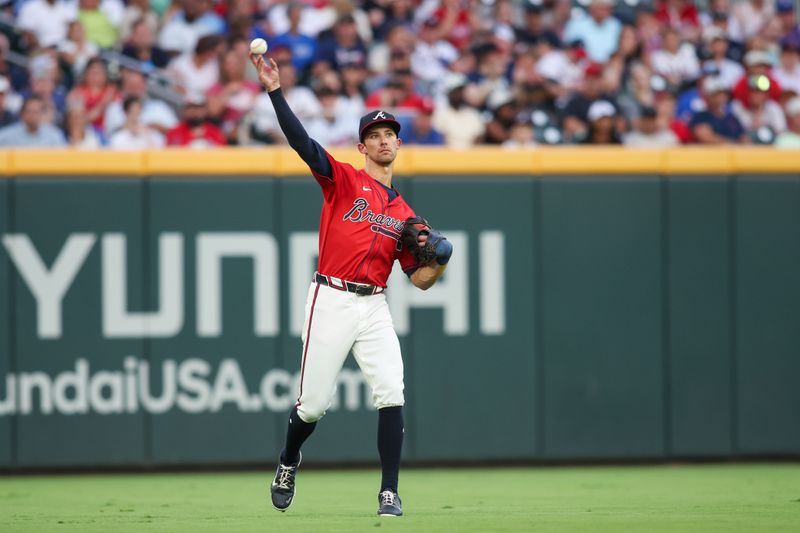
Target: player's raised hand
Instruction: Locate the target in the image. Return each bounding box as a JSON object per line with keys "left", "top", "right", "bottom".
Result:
{"left": 249, "top": 54, "right": 281, "bottom": 92}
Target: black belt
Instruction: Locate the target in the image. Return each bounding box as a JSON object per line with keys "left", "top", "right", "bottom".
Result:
{"left": 314, "top": 272, "right": 385, "bottom": 296}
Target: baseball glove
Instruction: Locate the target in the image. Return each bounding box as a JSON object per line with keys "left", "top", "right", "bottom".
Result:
{"left": 401, "top": 216, "right": 445, "bottom": 265}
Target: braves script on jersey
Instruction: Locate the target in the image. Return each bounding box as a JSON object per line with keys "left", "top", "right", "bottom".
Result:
{"left": 311, "top": 153, "right": 420, "bottom": 287}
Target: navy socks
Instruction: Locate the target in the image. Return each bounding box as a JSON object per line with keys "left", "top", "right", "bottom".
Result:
{"left": 377, "top": 406, "right": 404, "bottom": 493}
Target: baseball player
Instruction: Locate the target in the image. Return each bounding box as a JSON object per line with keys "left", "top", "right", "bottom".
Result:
{"left": 248, "top": 53, "right": 453, "bottom": 516}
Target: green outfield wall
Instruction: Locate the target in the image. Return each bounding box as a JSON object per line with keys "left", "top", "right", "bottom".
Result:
{"left": 0, "top": 148, "right": 799, "bottom": 468}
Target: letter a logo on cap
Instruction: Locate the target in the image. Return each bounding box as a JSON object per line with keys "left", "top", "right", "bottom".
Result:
{"left": 373, "top": 111, "right": 386, "bottom": 120}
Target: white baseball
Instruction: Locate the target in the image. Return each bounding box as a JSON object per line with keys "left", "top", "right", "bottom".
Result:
{"left": 250, "top": 38, "right": 268, "bottom": 55}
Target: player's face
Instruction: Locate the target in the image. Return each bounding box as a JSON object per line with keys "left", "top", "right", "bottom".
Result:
{"left": 359, "top": 126, "right": 401, "bottom": 164}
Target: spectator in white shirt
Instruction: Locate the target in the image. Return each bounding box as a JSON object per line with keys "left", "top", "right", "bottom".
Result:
{"left": 109, "top": 96, "right": 165, "bottom": 149}
{"left": 167, "top": 34, "right": 223, "bottom": 97}
{"left": 623, "top": 106, "right": 679, "bottom": 147}
{"left": 65, "top": 100, "right": 102, "bottom": 148}
{"left": 104, "top": 67, "right": 178, "bottom": 135}
{"left": 728, "top": 0, "right": 774, "bottom": 44}
{"left": 701, "top": 26, "right": 744, "bottom": 89}
{"left": 537, "top": 40, "right": 588, "bottom": 99}
{"left": 305, "top": 87, "right": 360, "bottom": 147}
{"left": 58, "top": 20, "right": 100, "bottom": 80}
{"left": 774, "top": 39, "right": 800, "bottom": 96}
{"left": 651, "top": 27, "right": 700, "bottom": 88}
{"left": 410, "top": 18, "right": 459, "bottom": 86}
{"left": 775, "top": 97, "right": 800, "bottom": 148}
{"left": 17, "top": 0, "right": 77, "bottom": 49}
{"left": 432, "top": 73, "right": 485, "bottom": 149}
{"left": 157, "top": 0, "right": 225, "bottom": 55}
{"left": 246, "top": 61, "right": 321, "bottom": 144}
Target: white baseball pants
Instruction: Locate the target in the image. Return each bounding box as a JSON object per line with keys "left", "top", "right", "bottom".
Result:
{"left": 295, "top": 281, "right": 405, "bottom": 423}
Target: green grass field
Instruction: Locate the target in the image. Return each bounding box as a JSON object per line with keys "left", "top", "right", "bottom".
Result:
{"left": 1, "top": 464, "right": 799, "bottom": 532}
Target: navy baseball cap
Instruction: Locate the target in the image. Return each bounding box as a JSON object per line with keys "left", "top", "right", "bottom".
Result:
{"left": 358, "top": 110, "right": 401, "bottom": 142}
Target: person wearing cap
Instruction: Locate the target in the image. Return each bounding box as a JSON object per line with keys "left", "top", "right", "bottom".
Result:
{"left": 732, "top": 49, "right": 783, "bottom": 104}
{"left": 563, "top": 0, "right": 622, "bottom": 63}
{"left": 249, "top": 47, "right": 451, "bottom": 519}
{"left": 731, "top": 74, "right": 787, "bottom": 136}
{"left": 432, "top": 72, "right": 485, "bottom": 148}
{"left": 623, "top": 105, "right": 679, "bottom": 147}
{"left": 484, "top": 91, "right": 518, "bottom": 144}
{"left": 583, "top": 99, "right": 622, "bottom": 144}
{"left": 689, "top": 77, "right": 747, "bottom": 143}
{"left": 0, "top": 95, "right": 66, "bottom": 147}
{"left": 774, "top": 37, "right": 800, "bottom": 95}
{"left": 561, "top": 61, "right": 620, "bottom": 142}
{"left": 403, "top": 101, "right": 444, "bottom": 145}
{"left": 774, "top": 96, "right": 800, "bottom": 147}
{"left": 701, "top": 25, "right": 744, "bottom": 89}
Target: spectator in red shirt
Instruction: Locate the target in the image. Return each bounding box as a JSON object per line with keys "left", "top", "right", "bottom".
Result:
{"left": 428, "top": 0, "right": 477, "bottom": 51}
{"left": 655, "top": 0, "right": 700, "bottom": 40}
{"left": 68, "top": 57, "right": 118, "bottom": 131}
{"left": 166, "top": 95, "right": 226, "bottom": 147}
{"left": 732, "top": 49, "right": 782, "bottom": 104}
{"left": 655, "top": 90, "right": 693, "bottom": 143}
{"left": 365, "top": 70, "right": 426, "bottom": 112}
{"left": 207, "top": 48, "right": 261, "bottom": 143}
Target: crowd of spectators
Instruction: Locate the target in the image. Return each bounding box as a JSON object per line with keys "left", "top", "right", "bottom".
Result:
{"left": 0, "top": 0, "right": 799, "bottom": 149}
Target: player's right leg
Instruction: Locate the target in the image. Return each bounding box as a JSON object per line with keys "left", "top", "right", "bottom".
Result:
{"left": 271, "top": 282, "right": 358, "bottom": 511}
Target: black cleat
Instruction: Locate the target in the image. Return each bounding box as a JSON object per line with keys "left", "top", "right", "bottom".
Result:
{"left": 270, "top": 452, "right": 301, "bottom": 511}
{"left": 377, "top": 490, "right": 403, "bottom": 517}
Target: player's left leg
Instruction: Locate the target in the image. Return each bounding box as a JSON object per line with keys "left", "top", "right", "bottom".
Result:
{"left": 351, "top": 293, "right": 405, "bottom": 517}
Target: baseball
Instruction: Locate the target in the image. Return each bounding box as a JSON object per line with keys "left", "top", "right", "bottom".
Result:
{"left": 250, "top": 38, "right": 268, "bottom": 55}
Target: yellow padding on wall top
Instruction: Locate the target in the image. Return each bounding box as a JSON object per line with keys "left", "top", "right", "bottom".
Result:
{"left": 1, "top": 147, "right": 799, "bottom": 176}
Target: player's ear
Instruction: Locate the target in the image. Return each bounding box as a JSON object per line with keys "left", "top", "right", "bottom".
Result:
{"left": 357, "top": 142, "right": 367, "bottom": 154}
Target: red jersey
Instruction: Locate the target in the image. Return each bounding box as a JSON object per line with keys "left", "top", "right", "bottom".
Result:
{"left": 165, "top": 122, "right": 226, "bottom": 147}
{"left": 310, "top": 152, "right": 420, "bottom": 287}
